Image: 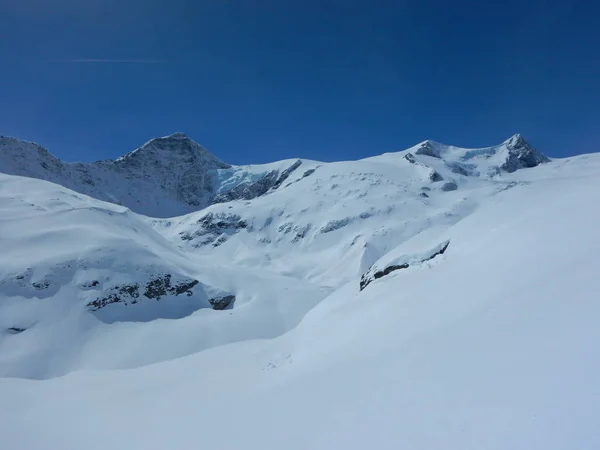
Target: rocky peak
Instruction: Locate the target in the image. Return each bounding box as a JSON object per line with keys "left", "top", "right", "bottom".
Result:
{"left": 166, "top": 132, "right": 189, "bottom": 140}
{"left": 504, "top": 133, "right": 526, "bottom": 149}
{"left": 0, "top": 136, "right": 65, "bottom": 181}
{"left": 116, "top": 132, "right": 231, "bottom": 170}
{"left": 415, "top": 140, "right": 442, "bottom": 158}
{"left": 501, "top": 134, "right": 550, "bottom": 173}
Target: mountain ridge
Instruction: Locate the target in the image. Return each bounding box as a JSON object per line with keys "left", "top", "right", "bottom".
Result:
{"left": 0, "top": 132, "right": 548, "bottom": 217}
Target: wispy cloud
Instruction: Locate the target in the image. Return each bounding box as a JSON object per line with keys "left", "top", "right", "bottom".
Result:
{"left": 52, "top": 58, "right": 168, "bottom": 64}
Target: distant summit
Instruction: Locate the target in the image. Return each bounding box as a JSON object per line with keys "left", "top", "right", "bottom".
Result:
{"left": 118, "top": 132, "right": 230, "bottom": 170}
{"left": 501, "top": 133, "right": 550, "bottom": 172}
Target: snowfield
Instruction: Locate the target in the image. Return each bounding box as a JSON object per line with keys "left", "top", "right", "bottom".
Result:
{"left": 0, "top": 133, "right": 599, "bottom": 449}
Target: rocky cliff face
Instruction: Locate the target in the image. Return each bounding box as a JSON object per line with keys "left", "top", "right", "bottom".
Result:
{"left": 500, "top": 134, "right": 550, "bottom": 173}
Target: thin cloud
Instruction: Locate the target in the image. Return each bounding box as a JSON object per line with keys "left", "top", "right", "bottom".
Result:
{"left": 52, "top": 58, "right": 168, "bottom": 64}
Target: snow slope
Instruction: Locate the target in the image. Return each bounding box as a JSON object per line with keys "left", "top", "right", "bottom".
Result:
{"left": 152, "top": 134, "right": 546, "bottom": 286}
{"left": 1, "top": 133, "right": 599, "bottom": 449}
{"left": 0, "top": 173, "right": 329, "bottom": 378}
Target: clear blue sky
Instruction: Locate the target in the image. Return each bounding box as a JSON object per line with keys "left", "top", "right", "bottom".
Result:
{"left": 1, "top": 0, "right": 599, "bottom": 164}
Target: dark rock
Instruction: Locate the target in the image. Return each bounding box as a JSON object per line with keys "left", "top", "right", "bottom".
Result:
{"left": 302, "top": 168, "right": 317, "bottom": 178}
{"left": 212, "top": 235, "right": 228, "bottom": 247}
{"left": 360, "top": 241, "right": 450, "bottom": 291}
{"left": 320, "top": 217, "right": 352, "bottom": 234}
{"left": 81, "top": 280, "right": 100, "bottom": 289}
{"left": 501, "top": 134, "right": 550, "bottom": 173}
{"left": 420, "top": 192, "right": 429, "bottom": 198}
{"left": 291, "top": 224, "right": 311, "bottom": 242}
{"left": 7, "top": 327, "right": 26, "bottom": 334}
{"left": 415, "top": 141, "right": 441, "bottom": 158}
{"left": 405, "top": 152, "right": 442, "bottom": 183}
{"left": 446, "top": 161, "right": 478, "bottom": 177}
{"left": 87, "top": 274, "right": 199, "bottom": 311}
{"left": 32, "top": 280, "right": 51, "bottom": 290}
{"left": 272, "top": 159, "right": 302, "bottom": 190}
{"left": 429, "top": 171, "right": 444, "bottom": 182}
{"left": 441, "top": 181, "right": 458, "bottom": 191}
{"left": 213, "top": 160, "right": 302, "bottom": 204}
{"left": 209, "top": 295, "right": 235, "bottom": 310}
{"left": 180, "top": 212, "right": 249, "bottom": 247}
{"left": 143, "top": 274, "right": 199, "bottom": 299}
{"left": 404, "top": 153, "right": 417, "bottom": 164}
{"left": 278, "top": 222, "right": 293, "bottom": 234}
{"left": 213, "top": 171, "right": 278, "bottom": 203}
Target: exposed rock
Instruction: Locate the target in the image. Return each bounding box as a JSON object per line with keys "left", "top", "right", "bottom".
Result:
{"left": 32, "top": 280, "right": 51, "bottom": 290}
{"left": 272, "top": 159, "right": 302, "bottom": 190}
{"left": 213, "top": 171, "right": 279, "bottom": 203}
{"left": 415, "top": 141, "right": 441, "bottom": 158}
{"left": 0, "top": 133, "right": 231, "bottom": 217}
{"left": 403, "top": 153, "right": 443, "bottom": 182}
{"left": 360, "top": 241, "right": 450, "bottom": 291}
{"left": 7, "top": 327, "right": 26, "bottom": 334}
{"left": 208, "top": 295, "right": 235, "bottom": 310}
{"left": 320, "top": 217, "right": 352, "bottom": 234}
{"left": 501, "top": 134, "right": 550, "bottom": 173}
{"left": 291, "top": 224, "right": 312, "bottom": 242}
{"left": 429, "top": 170, "right": 444, "bottom": 182}
{"left": 213, "top": 160, "right": 302, "bottom": 204}
{"left": 179, "top": 212, "right": 248, "bottom": 247}
{"left": 143, "top": 274, "right": 199, "bottom": 299}
{"left": 404, "top": 153, "right": 417, "bottom": 164}
{"left": 87, "top": 274, "right": 199, "bottom": 311}
{"left": 446, "top": 161, "right": 479, "bottom": 177}
{"left": 302, "top": 168, "right": 317, "bottom": 178}
{"left": 441, "top": 181, "right": 458, "bottom": 191}
{"left": 278, "top": 222, "right": 294, "bottom": 234}
{"left": 420, "top": 192, "right": 429, "bottom": 198}
{"left": 212, "top": 235, "right": 228, "bottom": 247}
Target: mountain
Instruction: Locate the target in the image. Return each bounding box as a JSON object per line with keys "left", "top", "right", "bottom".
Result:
{"left": 1, "top": 132, "right": 599, "bottom": 450}
{"left": 0, "top": 133, "right": 305, "bottom": 217}
{"left": 0, "top": 132, "right": 547, "bottom": 217}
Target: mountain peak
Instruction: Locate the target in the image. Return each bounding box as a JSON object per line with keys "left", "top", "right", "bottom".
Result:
{"left": 165, "top": 132, "right": 189, "bottom": 140}
{"left": 504, "top": 133, "right": 527, "bottom": 149}
{"left": 500, "top": 133, "right": 550, "bottom": 172}
{"left": 119, "top": 133, "right": 230, "bottom": 169}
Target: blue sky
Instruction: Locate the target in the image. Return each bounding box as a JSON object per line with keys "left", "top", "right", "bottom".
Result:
{"left": 1, "top": 0, "right": 598, "bottom": 164}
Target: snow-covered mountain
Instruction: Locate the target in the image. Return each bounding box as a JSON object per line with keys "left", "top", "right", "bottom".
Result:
{"left": 0, "top": 132, "right": 307, "bottom": 217}
{"left": 0, "top": 132, "right": 547, "bottom": 217}
{"left": 1, "top": 132, "right": 599, "bottom": 450}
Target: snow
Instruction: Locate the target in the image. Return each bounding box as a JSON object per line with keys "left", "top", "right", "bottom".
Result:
{"left": 1, "top": 133, "right": 599, "bottom": 449}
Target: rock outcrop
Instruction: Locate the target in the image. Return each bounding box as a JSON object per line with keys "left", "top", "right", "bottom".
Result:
{"left": 212, "top": 159, "right": 302, "bottom": 204}
{"left": 360, "top": 240, "right": 450, "bottom": 291}
{"left": 501, "top": 134, "right": 550, "bottom": 173}
{"left": 86, "top": 274, "right": 200, "bottom": 311}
